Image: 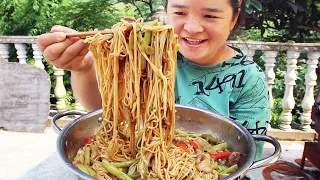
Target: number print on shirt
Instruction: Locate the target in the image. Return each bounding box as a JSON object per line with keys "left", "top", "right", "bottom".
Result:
{"left": 175, "top": 49, "right": 270, "bottom": 136}
{"left": 190, "top": 69, "right": 246, "bottom": 95}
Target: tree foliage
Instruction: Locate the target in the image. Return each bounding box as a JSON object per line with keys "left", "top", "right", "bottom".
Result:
{"left": 125, "top": 0, "right": 163, "bottom": 20}
{"left": 0, "top": 0, "right": 61, "bottom": 35}
{"left": 0, "top": 0, "right": 138, "bottom": 35}
{"left": 245, "top": 0, "right": 319, "bottom": 42}
{"left": 1, "top": 0, "right": 318, "bottom": 42}
{"left": 124, "top": 0, "right": 320, "bottom": 42}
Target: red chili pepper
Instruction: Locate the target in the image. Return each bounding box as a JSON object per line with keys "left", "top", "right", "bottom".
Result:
{"left": 83, "top": 136, "right": 94, "bottom": 147}
{"left": 189, "top": 140, "right": 199, "bottom": 151}
{"left": 123, "top": 26, "right": 133, "bottom": 37}
{"left": 210, "top": 152, "right": 232, "bottom": 160}
{"left": 175, "top": 143, "right": 190, "bottom": 153}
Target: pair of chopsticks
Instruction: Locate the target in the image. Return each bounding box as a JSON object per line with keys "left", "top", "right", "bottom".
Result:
{"left": 66, "top": 29, "right": 113, "bottom": 39}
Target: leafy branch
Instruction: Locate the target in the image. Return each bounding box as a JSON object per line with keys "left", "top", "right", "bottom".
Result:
{"left": 245, "top": 0, "right": 319, "bottom": 42}
{"left": 130, "top": 0, "right": 157, "bottom": 20}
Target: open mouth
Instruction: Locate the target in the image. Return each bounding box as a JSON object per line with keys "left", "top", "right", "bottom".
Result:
{"left": 183, "top": 38, "right": 207, "bottom": 45}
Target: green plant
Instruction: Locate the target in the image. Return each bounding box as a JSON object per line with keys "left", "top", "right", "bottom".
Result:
{"left": 270, "top": 98, "right": 283, "bottom": 128}
{"left": 65, "top": 88, "right": 75, "bottom": 110}
{"left": 252, "top": 50, "right": 310, "bottom": 128}
{"left": 245, "top": 0, "right": 319, "bottom": 43}
{"left": 245, "top": 0, "right": 263, "bottom": 14}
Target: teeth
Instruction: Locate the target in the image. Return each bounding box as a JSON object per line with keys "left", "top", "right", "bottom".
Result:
{"left": 185, "top": 38, "right": 203, "bottom": 44}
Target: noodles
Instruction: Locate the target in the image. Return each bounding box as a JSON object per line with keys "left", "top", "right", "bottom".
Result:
{"left": 74, "top": 17, "right": 236, "bottom": 180}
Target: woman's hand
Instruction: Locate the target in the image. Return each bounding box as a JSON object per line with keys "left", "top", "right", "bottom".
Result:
{"left": 37, "top": 25, "right": 102, "bottom": 111}
{"left": 36, "top": 25, "right": 94, "bottom": 73}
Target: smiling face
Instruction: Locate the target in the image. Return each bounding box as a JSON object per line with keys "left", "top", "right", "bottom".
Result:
{"left": 166, "top": 0, "right": 239, "bottom": 66}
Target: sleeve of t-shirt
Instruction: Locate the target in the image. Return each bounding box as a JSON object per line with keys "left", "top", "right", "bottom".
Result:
{"left": 229, "top": 64, "right": 271, "bottom": 136}
{"left": 229, "top": 64, "right": 271, "bottom": 160}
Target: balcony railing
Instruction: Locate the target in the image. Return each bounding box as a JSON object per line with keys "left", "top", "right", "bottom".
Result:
{"left": 1, "top": 35, "right": 319, "bottom": 139}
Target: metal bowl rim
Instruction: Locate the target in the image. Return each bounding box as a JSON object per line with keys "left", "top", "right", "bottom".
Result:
{"left": 56, "top": 104, "right": 257, "bottom": 180}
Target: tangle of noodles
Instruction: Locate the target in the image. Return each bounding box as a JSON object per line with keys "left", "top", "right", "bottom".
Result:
{"left": 73, "top": 18, "right": 237, "bottom": 180}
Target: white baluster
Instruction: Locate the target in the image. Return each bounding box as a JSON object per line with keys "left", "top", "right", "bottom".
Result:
{"left": 14, "top": 43, "right": 28, "bottom": 64}
{"left": 152, "top": 6, "right": 167, "bottom": 24}
{"left": 247, "top": 49, "right": 256, "bottom": 60}
{"left": 300, "top": 52, "right": 320, "bottom": 131}
{"left": 54, "top": 66, "right": 67, "bottom": 111}
{"left": 0, "top": 44, "right": 10, "bottom": 61}
{"left": 32, "top": 43, "right": 45, "bottom": 69}
{"left": 75, "top": 99, "right": 85, "bottom": 111}
{"left": 280, "top": 51, "right": 300, "bottom": 130}
{"left": 264, "top": 51, "right": 278, "bottom": 129}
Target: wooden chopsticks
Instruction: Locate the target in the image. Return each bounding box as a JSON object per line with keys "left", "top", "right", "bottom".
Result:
{"left": 66, "top": 29, "right": 113, "bottom": 39}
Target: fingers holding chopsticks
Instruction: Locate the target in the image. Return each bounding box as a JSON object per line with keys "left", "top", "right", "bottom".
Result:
{"left": 36, "top": 25, "right": 93, "bottom": 72}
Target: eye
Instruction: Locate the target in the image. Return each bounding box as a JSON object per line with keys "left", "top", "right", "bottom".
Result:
{"left": 204, "top": 15, "right": 218, "bottom": 19}
{"left": 174, "top": 12, "right": 186, "bottom": 16}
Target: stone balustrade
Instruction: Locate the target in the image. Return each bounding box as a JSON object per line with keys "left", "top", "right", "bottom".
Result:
{"left": 0, "top": 36, "right": 83, "bottom": 112}
{"left": 229, "top": 42, "right": 320, "bottom": 132}
{"left": 1, "top": 36, "right": 320, "bottom": 136}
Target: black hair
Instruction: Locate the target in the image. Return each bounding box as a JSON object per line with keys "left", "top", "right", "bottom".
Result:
{"left": 230, "top": 0, "right": 247, "bottom": 28}
{"left": 164, "top": 0, "right": 247, "bottom": 29}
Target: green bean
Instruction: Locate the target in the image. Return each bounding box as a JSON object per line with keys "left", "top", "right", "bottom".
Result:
{"left": 146, "top": 19, "right": 159, "bottom": 26}
{"left": 220, "top": 164, "right": 238, "bottom": 175}
{"left": 130, "top": 173, "right": 141, "bottom": 179}
{"left": 143, "top": 167, "right": 148, "bottom": 179}
{"left": 86, "top": 165, "right": 97, "bottom": 177}
{"left": 127, "top": 163, "right": 140, "bottom": 179}
{"left": 201, "top": 134, "right": 219, "bottom": 144}
{"left": 138, "top": 32, "right": 154, "bottom": 55}
{"left": 128, "top": 31, "right": 134, "bottom": 50}
{"left": 111, "top": 159, "right": 137, "bottom": 168}
{"left": 141, "top": 43, "right": 154, "bottom": 55}
{"left": 127, "top": 160, "right": 138, "bottom": 178}
{"left": 175, "top": 134, "right": 199, "bottom": 138}
{"left": 212, "top": 142, "right": 228, "bottom": 152}
{"left": 175, "top": 131, "right": 200, "bottom": 138}
{"left": 142, "top": 31, "right": 152, "bottom": 71}
{"left": 218, "top": 164, "right": 227, "bottom": 172}
{"left": 136, "top": 24, "right": 142, "bottom": 31}
{"left": 144, "top": 31, "right": 152, "bottom": 46}
{"left": 211, "top": 162, "right": 219, "bottom": 169}
{"left": 84, "top": 146, "right": 91, "bottom": 165}
{"left": 101, "top": 160, "right": 133, "bottom": 180}
{"left": 77, "top": 163, "right": 96, "bottom": 177}
{"left": 77, "top": 164, "right": 89, "bottom": 175}
{"left": 127, "top": 162, "right": 137, "bottom": 177}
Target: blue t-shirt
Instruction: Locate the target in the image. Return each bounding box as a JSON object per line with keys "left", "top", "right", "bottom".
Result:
{"left": 174, "top": 47, "right": 271, "bottom": 159}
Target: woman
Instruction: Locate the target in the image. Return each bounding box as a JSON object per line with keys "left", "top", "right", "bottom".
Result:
{"left": 37, "top": 0, "right": 270, "bottom": 160}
